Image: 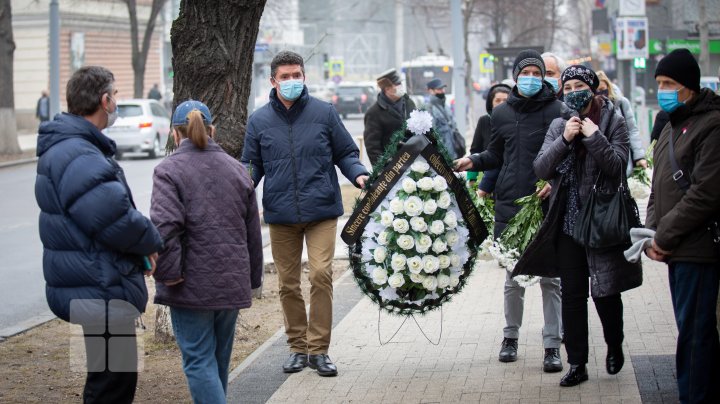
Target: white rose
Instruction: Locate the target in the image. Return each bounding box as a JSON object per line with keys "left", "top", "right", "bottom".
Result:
{"left": 438, "top": 255, "right": 451, "bottom": 269}
{"left": 411, "top": 161, "right": 429, "bottom": 174}
{"left": 389, "top": 197, "right": 404, "bottom": 214}
{"left": 446, "top": 231, "right": 459, "bottom": 247}
{"left": 432, "top": 238, "right": 447, "bottom": 254}
{"left": 387, "top": 272, "right": 406, "bottom": 288}
{"left": 422, "top": 275, "right": 439, "bottom": 291}
{"left": 376, "top": 230, "right": 390, "bottom": 246}
{"left": 380, "top": 210, "right": 394, "bottom": 227}
{"left": 417, "top": 177, "right": 434, "bottom": 191}
{"left": 392, "top": 218, "right": 410, "bottom": 233}
{"left": 437, "top": 191, "right": 452, "bottom": 209}
{"left": 416, "top": 235, "right": 432, "bottom": 253}
{"left": 372, "top": 268, "right": 388, "bottom": 285}
{"left": 450, "top": 254, "right": 461, "bottom": 267}
{"left": 401, "top": 178, "right": 417, "bottom": 194}
{"left": 422, "top": 255, "right": 440, "bottom": 274}
{"left": 423, "top": 199, "right": 438, "bottom": 215}
{"left": 430, "top": 220, "right": 445, "bottom": 235}
{"left": 407, "top": 256, "right": 423, "bottom": 274}
{"left": 437, "top": 274, "right": 451, "bottom": 289}
{"left": 433, "top": 176, "right": 448, "bottom": 192}
{"left": 390, "top": 253, "right": 407, "bottom": 271}
{"left": 410, "top": 216, "right": 427, "bottom": 232}
{"left": 444, "top": 211, "right": 458, "bottom": 229}
{"left": 373, "top": 246, "right": 387, "bottom": 263}
{"left": 403, "top": 196, "right": 423, "bottom": 217}
{"left": 409, "top": 272, "right": 425, "bottom": 283}
{"left": 449, "top": 274, "right": 460, "bottom": 288}
{"left": 397, "top": 234, "right": 415, "bottom": 250}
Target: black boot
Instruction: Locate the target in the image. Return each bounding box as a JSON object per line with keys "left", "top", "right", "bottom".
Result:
{"left": 308, "top": 354, "right": 338, "bottom": 377}
{"left": 543, "top": 348, "right": 563, "bottom": 373}
{"left": 606, "top": 345, "right": 624, "bottom": 375}
{"left": 559, "top": 364, "right": 588, "bottom": 387}
{"left": 498, "top": 337, "right": 518, "bottom": 362}
{"left": 282, "top": 352, "right": 308, "bottom": 373}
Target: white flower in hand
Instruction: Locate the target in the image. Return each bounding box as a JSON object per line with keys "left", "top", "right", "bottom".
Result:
{"left": 380, "top": 210, "right": 394, "bottom": 227}
{"left": 444, "top": 211, "right": 458, "bottom": 229}
{"left": 387, "top": 272, "right": 406, "bottom": 288}
{"left": 372, "top": 268, "right": 388, "bottom": 285}
{"left": 423, "top": 199, "right": 438, "bottom": 215}
{"left": 430, "top": 220, "right": 445, "bottom": 235}
{"left": 402, "top": 178, "right": 417, "bottom": 194}
{"left": 422, "top": 275, "right": 439, "bottom": 291}
{"left": 397, "top": 234, "right": 415, "bottom": 250}
{"left": 389, "top": 197, "right": 404, "bottom": 214}
{"left": 410, "top": 216, "right": 427, "bottom": 232}
{"left": 390, "top": 253, "right": 407, "bottom": 271}
{"left": 407, "top": 256, "right": 423, "bottom": 274}
{"left": 373, "top": 246, "right": 387, "bottom": 263}
{"left": 432, "top": 238, "right": 447, "bottom": 254}
{"left": 411, "top": 161, "right": 430, "bottom": 174}
{"left": 416, "top": 234, "right": 432, "bottom": 253}
{"left": 433, "top": 176, "right": 448, "bottom": 192}
{"left": 422, "top": 255, "right": 440, "bottom": 273}
{"left": 437, "top": 274, "right": 451, "bottom": 289}
{"left": 407, "top": 110, "right": 433, "bottom": 136}
{"left": 404, "top": 196, "right": 424, "bottom": 216}
{"left": 417, "top": 177, "right": 434, "bottom": 191}
{"left": 392, "top": 218, "right": 410, "bottom": 233}
{"left": 437, "top": 191, "right": 451, "bottom": 209}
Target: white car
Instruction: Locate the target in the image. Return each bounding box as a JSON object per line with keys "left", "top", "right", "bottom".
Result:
{"left": 104, "top": 99, "right": 171, "bottom": 159}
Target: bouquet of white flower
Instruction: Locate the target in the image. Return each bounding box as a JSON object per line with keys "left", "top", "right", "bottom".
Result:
{"left": 628, "top": 139, "right": 656, "bottom": 200}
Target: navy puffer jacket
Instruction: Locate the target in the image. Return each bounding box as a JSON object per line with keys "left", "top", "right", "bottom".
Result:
{"left": 35, "top": 113, "right": 163, "bottom": 322}
{"left": 242, "top": 87, "right": 369, "bottom": 224}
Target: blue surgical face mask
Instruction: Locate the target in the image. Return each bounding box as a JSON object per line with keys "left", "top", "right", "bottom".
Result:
{"left": 545, "top": 77, "right": 560, "bottom": 93}
{"left": 657, "top": 87, "right": 685, "bottom": 113}
{"left": 564, "top": 89, "right": 594, "bottom": 111}
{"left": 278, "top": 79, "right": 304, "bottom": 101}
{"left": 517, "top": 76, "right": 542, "bottom": 97}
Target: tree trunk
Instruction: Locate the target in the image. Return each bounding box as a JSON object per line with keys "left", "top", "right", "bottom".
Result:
{"left": 123, "top": 0, "right": 166, "bottom": 99}
{"left": 462, "top": 0, "right": 475, "bottom": 128}
{"left": 0, "top": 0, "right": 21, "bottom": 155}
{"left": 171, "top": 0, "right": 266, "bottom": 159}
{"left": 698, "top": 0, "right": 711, "bottom": 75}
{"left": 154, "top": 305, "right": 175, "bottom": 344}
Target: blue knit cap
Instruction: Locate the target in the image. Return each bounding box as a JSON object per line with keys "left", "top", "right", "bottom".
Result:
{"left": 172, "top": 100, "right": 212, "bottom": 126}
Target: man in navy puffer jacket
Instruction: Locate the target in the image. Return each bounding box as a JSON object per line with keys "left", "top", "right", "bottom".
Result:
{"left": 35, "top": 66, "right": 163, "bottom": 404}
{"left": 242, "top": 51, "right": 369, "bottom": 377}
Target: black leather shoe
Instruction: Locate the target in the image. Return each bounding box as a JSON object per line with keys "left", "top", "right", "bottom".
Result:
{"left": 606, "top": 345, "right": 624, "bottom": 375}
{"left": 543, "top": 348, "right": 563, "bottom": 373}
{"left": 308, "top": 354, "right": 338, "bottom": 377}
{"left": 559, "top": 364, "right": 588, "bottom": 387}
{"left": 498, "top": 338, "right": 518, "bottom": 362}
{"left": 282, "top": 352, "right": 308, "bottom": 373}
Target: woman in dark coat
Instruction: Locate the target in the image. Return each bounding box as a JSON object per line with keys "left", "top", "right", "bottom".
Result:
{"left": 468, "top": 83, "right": 511, "bottom": 194}
{"left": 513, "top": 65, "right": 642, "bottom": 387}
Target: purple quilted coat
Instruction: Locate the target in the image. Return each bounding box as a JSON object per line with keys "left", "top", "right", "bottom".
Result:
{"left": 150, "top": 138, "right": 263, "bottom": 310}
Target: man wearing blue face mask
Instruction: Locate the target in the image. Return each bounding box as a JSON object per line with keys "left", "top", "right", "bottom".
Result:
{"left": 645, "top": 48, "right": 720, "bottom": 404}
{"left": 242, "top": 50, "right": 370, "bottom": 378}
{"left": 454, "top": 49, "right": 565, "bottom": 373}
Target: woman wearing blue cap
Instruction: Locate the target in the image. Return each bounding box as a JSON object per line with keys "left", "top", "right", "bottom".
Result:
{"left": 150, "top": 100, "right": 264, "bottom": 403}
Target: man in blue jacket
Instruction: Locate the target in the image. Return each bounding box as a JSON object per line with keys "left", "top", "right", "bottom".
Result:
{"left": 35, "top": 66, "right": 163, "bottom": 403}
{"left": 242, "top": 51, "right": 369, "bottom": 377}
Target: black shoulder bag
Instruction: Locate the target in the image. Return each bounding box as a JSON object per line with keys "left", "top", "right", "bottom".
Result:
{"left": 572, "top": 164, "right": 643, "bottom": 249}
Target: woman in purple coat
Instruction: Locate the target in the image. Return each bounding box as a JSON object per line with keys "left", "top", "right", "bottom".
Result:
{"left": 150, "top": 100, "right": 263, "bottom": 404}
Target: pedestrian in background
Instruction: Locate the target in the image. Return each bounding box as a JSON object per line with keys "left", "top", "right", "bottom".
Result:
{"left": 148, "top": 83, "right": 162, "bottom": 101}
{"left": 35, "top": 66, "right": 163, "bottom": 403}
{"left": 596, "top": 71, "right": 647, "bottom": 175}
{"left": 541, "top": 52, "right": 567, "bottom": 96}
{"left": 242, "top": 50, "right": 369, "bottom": 377}
{"left": 427, "top": 78, "right": 463, "bottom": 158}
{"left": 151, "top": 100, "right": 263, "bottom": 404}
{"left": 454, "top": 50, "right": 564, "bottom": 373}
{"left": 36, "top": 90, "right": 50, "bottom": 122}
{"left": 645, "top": 48, "right": 720, "bottom": 403}
{"left": 513, "top": 64, "right": 642, "bottom": 387}
{"left": 363, "top": 68, "right": 417, "bottom": 167}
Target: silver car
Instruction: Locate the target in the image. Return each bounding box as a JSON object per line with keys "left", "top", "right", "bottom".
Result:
{"left": 104, "top": 99, "right": 171, "bottom": 159}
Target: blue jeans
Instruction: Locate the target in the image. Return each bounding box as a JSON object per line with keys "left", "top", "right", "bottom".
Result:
{"left": 170, "top": 307, "right": 239, "bottom": 404}
{"left": 668, "top": 262, "right": 720, "bottom": 404}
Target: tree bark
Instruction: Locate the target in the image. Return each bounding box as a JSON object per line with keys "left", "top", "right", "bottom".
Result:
{"left": 154, "top": 305, "right": 175, "bottom": 344}
{"left": 171, "top": 0, "right": 267, "bottom": 159}
{"left": 122, "top": 0, "right": 167, "bottom": 99}
{"left": 0, "top": 0, "right": 21, "bottom": 155}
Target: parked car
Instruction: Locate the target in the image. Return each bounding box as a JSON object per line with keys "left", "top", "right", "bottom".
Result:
{"left": 307, "top": 83, "right": 335, "bottom": 102}
{"left": 103, "top": 99, "right": 171, "bottom": 159}
{"left": 331, "top": 82, "right": 376, "bottom": 119}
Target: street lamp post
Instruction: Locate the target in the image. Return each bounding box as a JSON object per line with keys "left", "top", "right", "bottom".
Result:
{"left": 49, "top": 0, "right": 60, "bottom": 118}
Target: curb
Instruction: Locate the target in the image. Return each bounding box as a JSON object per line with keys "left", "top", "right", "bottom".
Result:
{"left": 0, "top": 312, "right": 56, "bottom": 340}
{"left": 0, "top": 157, "right": 38, "bottom": 169}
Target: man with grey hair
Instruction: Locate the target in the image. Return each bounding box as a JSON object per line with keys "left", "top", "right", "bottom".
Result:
{"left": 243, "top": 50, "right": 369, "bottom": 377}
{"left": 541, "top": 52, "right": 567, "bottom": 96}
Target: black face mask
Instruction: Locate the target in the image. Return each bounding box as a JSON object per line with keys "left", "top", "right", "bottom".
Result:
{"left": 597, "top": 89, "right": 609, "bottom": 97}
{"left": 435, "top": 93, "right": 446, "bottom": 101}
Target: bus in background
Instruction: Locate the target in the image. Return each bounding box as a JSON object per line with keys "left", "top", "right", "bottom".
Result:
{"left": 401, "top": 53, "right": 454, "bottom": 109}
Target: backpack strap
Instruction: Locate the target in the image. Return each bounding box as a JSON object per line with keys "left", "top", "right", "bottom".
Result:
{"left": 667, "top": 126, "right": 692, "bottom": 192}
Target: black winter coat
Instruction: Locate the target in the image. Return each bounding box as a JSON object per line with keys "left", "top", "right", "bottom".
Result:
{"left": 468, "top": 83, "right": 564, "bottom": 236}
{"left": 512, "top": 98, "right": 643, "bottom": 298}
{"left": 363, "top": 93, "right": 416, "bottom": 166}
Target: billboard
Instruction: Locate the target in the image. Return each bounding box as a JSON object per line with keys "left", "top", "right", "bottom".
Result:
{"left": 615, "top": 17, "right": 648, "bottom": 60}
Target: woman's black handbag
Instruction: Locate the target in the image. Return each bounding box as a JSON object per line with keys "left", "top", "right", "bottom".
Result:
{"left": 572, "top": 166, "right": 642, "bottom": 249}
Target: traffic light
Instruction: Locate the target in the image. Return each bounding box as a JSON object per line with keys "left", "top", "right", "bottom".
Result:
{"left": 633, "top": 57, "right": 646, "bottom": 70}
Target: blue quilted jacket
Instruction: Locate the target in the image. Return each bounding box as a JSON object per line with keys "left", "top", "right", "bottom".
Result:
{"left": 35, "top": 113, "right": 163, "bottom": 322}
{"left": 242, "top": 87, "right": 368, "bottom": 224}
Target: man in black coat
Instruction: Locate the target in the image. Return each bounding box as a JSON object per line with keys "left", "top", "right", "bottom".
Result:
{"left": 455, "top": 50, "right": 564, "bottom": 373}
{"left": 363, "top": 68, "right": 417, "bottom": 167}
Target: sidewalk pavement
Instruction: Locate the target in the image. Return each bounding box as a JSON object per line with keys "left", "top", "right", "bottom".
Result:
{"left": 229, "top": 198, "right": 681, "bottom": 404}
